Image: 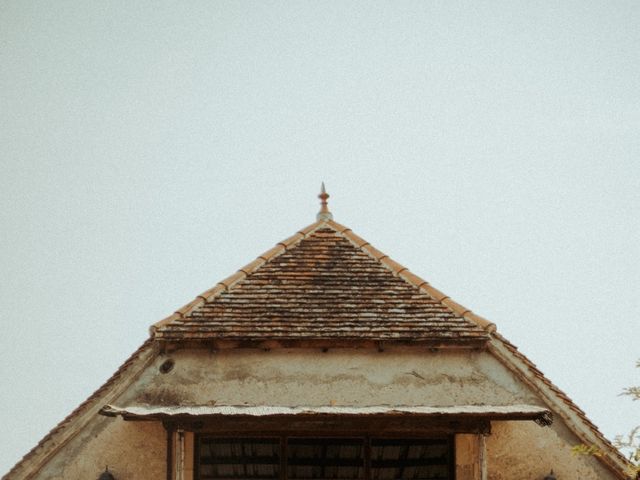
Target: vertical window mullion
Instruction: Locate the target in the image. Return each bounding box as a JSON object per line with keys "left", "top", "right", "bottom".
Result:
{"left": 449, "top": 436, "right": 455, "bottom": 480}
{"left": 364, "top": 436, "right": 371, "bottom": 480}
{"left": 193, "top": 433, "right": 199, "bottom": 480}
{"left": 281, "top": 437, "right": 287, "bottom": 480}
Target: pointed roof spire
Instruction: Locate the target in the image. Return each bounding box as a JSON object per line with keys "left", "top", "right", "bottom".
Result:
{"left": 316, "top": 182, "right": 333, "bottom": 221}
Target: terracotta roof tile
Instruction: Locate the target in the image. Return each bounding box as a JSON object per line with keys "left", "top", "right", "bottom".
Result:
{"left": 420, "top": 284, "right": 448, "bottom": 302}
{"left": 325, "top": 220, "right": 350, "bottom": 233}
{"left": 154, "top": 223, "right": 490, "bottom": 344}
{"left": 199, "top": 284, "right": 227, "bottom": 302}
{"left": 464, "top": 312, "right": 496, "bottom": 332}
{"left": 258, "top": 244, "right": 286, "bottom": 261}
{"left": 175, "top": 297, "right": 206, "bottom": 316}
{"left": 340, "top": 229, "right": 368, "bottom": 248}
{"left": 398, "top": 270, "right": 428, "bottom": 288}
{"left": 379, "top": 256, "right": 407, "bottom": 275}
{"left": 359, "top": 243, "right": 387, "bottom": 260}
{"left": 239, "top": 258, "right": 267, "bottom": 275}
{"left": 441, "top": 297, "right": 471, "bottom": 316}
{"left": 218, "top": 270, "right": 247, "bottom": 289}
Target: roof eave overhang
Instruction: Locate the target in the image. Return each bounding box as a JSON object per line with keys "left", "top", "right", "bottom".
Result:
{"left": 100, "top": 404, "right": 552, "bottom": 436}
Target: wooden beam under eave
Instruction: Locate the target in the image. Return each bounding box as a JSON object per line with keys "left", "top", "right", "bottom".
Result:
{"left": 149, "top": 415, "right": 493, "bottom": 436}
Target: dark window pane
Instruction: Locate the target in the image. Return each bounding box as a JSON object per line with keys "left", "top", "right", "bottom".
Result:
{"left": 198, "top": 437, "right": 280, "bottom": 480}
{"left": 370, "top": 439, "right": 450, "bottom": 480}
{"left": 287, "top": 438, "right": 364, "bottom": 480}
{"left": 196, "top": 436, "right": 450, "bottom": 480}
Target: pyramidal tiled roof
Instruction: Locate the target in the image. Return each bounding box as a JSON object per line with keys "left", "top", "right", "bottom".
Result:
{"left": 153, "top": 214, "right": 495, "bottom": 346}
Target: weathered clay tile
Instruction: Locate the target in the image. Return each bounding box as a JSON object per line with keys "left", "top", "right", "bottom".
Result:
{"left": 277, "top": 232, "right": 304, "bottom": 249}
{"left": 239, "top": 257, "right": 267, "bottom": 275}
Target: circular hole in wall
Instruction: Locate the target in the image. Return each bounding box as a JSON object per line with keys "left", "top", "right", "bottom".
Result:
{"left": 159, "top": 358, "right": 175, "bottom": 374}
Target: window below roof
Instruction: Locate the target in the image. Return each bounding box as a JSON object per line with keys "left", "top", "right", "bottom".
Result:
{"left": 195, "top": 436, "right": 452, "bottom": 480}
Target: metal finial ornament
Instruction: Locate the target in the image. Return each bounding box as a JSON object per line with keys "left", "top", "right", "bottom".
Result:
{"left": 316, "top": 182, "right": 333, "bottom": 221}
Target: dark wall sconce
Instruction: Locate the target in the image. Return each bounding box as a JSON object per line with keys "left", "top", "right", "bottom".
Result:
{"left": 98, "top": 466, "right": 115, "bottom": 480}
{"left": 544, "top": 470, "right": 556, "bottom": 480}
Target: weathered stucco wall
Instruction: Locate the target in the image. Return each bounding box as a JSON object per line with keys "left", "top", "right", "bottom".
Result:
{"left": 32, "top": 417, "right": 165, "bottom": 480}
{"left": 128, "top": 347, "right": 541, "bottom": 407}
{"left": 487, "top": 420, "right": 616, "bottom": 480}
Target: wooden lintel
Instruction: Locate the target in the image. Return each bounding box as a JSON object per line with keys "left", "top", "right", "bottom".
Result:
{"left": 144, "top": 415, "right": 491, "bottom": 436}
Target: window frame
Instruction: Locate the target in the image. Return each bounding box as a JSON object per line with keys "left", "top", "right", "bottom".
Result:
{"left": 193, "top": 434, "right": 455, "bottom": 480}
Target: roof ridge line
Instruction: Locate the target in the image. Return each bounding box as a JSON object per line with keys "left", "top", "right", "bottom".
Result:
{"left": 326, "top": 220, "right": 496, "bottom": 333}
{"left": 150, "top": 220, "right": 327, "bottom": 336}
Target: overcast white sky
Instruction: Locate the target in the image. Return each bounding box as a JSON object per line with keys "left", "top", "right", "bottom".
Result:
{"left": 1, "top": 0, "right": 639, "bottom": 474}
